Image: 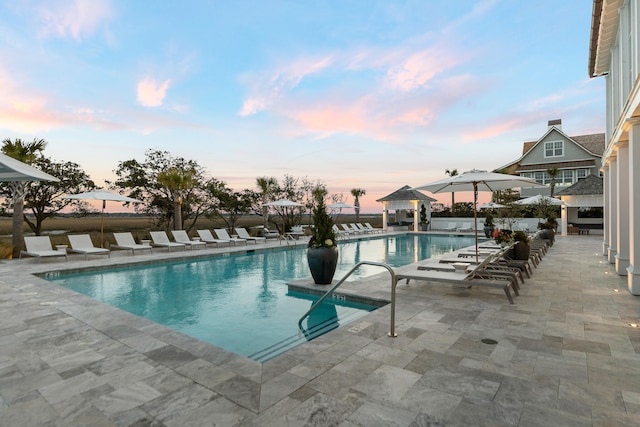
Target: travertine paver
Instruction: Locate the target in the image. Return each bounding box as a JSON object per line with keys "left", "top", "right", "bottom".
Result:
{"left": 0, "top": 234, "right": 639, "bottom": 425}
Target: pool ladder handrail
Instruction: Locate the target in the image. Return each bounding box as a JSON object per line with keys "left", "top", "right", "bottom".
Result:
{"left": 297, "top": 261, "right": 398, "bottom": 338}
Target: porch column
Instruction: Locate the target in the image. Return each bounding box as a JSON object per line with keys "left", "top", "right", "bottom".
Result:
{"left": 413, "top": 201, "right": 419, "bottom": 231}
{"left": 616, "top": 141, "right": 630, "bottom": 275}
{"left": 560, "top": 204, "right": 568, "bottom": 237}
{"left": 602, "top": 165, "right": 609, "bottom": 256}
{"left": 382, "top": 206, "right": 388, "bottom": 232}
{"left": 608, "top": 156, "right": 618, "bottom": 264}
{"left": 628, "top": 121, "right": 640, "bottom": 294}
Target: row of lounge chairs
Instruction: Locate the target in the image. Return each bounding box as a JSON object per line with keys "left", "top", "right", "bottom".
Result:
{"left": 333, "top": 223, "right": 383, "bottom": 238}
{"left": 395, "top": 231, "right": 551, "bottom": 303}
{"left": 19, "top": 227, "right": 269, "bottom": 261}
{"left": 442, "top": 222, "right": 531, "bottom": 232}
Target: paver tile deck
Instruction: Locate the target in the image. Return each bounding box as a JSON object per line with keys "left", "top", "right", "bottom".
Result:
{"left": 1, "top": 235, "right": 639, "bottom": 425}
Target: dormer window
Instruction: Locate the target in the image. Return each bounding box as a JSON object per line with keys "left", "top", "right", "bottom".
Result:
{"left": 544, "top": 140, "right": 564, "bottom": 158}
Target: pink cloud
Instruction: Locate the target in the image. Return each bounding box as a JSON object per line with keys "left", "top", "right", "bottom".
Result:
{"left": 35, "top": 0, "right": 113, "bottom": 41}
{"left": 137, "top": 77, "right": 171, "bottom": 107}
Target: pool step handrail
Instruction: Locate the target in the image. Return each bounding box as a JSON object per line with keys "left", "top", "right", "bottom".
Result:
{"left": 297, "top": 261, "right": 398, "bottom": 338}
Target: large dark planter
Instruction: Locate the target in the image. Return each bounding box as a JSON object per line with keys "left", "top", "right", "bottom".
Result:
{"left": 539, "top": 229, "right": 555, "bottom": 245}
{"left": 513, "top": 241, "right": 531, "bottom": 260}
{"left": 307, "top": 246, "right": 339, "bottom": 285}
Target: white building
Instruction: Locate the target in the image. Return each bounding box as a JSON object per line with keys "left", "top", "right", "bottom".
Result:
{"left": 589, "top": 0, "right": 640, "bottom": 294}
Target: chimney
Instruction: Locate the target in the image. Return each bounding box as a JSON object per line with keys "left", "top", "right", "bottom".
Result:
{"left": 548, "top": 119, "right": 562, "bottom": 130}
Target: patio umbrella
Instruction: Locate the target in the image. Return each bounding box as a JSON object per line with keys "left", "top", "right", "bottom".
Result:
{"left": 327, "top": 202, "right": 354, "bottom": 223}
{"left": 64, "top": 190, "right": 142, "bottom": 247}
{"left": 413, "top": 169, "right": 539, "bottom": 262}
{"left": 514, "top": 194, "right": 565, "bottom": 206}
{"left": 478, "top": 202, "right": 505, "bottom": 209}
{"left": 263, "top": 199, "right": 304, "bottom": 207}
{"left": 0, "top": 152, "right": 60, "bottom": 182}
{"left": 263, "top": 199, "right": 304, "bottom": 234}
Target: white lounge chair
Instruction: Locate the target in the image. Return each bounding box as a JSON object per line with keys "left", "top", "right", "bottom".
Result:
{"left": 355, "top": 223, "right": 373, "bottom": 234}
{"left": 341, "top": 224, "right": 357, "bottom": 235}
{"left": 333, "top": 225, "right": 349, "bottom": 239}
{"left": 443, "top": 222, "right": 457, "bottom": 231}
{"left": 364, "top": 223, "right": 383, "bottom": 233}
{"left": 150, "top": 231, "right": 186, "bottom": 251}
{"left": 68, "top": 234, "right": 110, "bottom": 260}
{"left": 457, "top": 223, "right": 473, "bottom": 232}
{"left": 112, "top": 232, "right": 153, "bottom": 255}
{"left": 214, "top": 228, "right": 247, "bottom": 246}
{"left": 20, "top": 236, "right": 67, "bottom": 262}
{"left": 171, "top": 230, "right": 207, "bottom": 249}
{"left": 234, "top": 227, "right": 266, "bottom": 244}
{"left": 197, "top": 229, "right": 230, "bottom": 247}
{"left": 395, "top": 254, "right": 517, "bottom": 304}
{"left": 515, "top": 222, "right": 530, "bottom": 232}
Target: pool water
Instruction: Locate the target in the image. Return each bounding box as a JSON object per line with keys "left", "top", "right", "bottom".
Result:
{"left": 48, "top": 234, "right": 476, "bottom": 361}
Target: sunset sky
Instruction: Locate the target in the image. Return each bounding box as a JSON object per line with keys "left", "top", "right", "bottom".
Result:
{"left": 0, "top": 0, "right": 605, "bottom": 212}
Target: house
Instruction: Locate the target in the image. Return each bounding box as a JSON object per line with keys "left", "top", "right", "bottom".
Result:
{"left": 498, "top": 119, "right": 605, "bottom": 198}
{"left": 376, "top": 185, "right": 437, "bottom": 232}
{"left": 589, "top": 0, "right": 640, "bottom": 294}
{"left": 556, "top": 174, "right": 604, "bottom": 234}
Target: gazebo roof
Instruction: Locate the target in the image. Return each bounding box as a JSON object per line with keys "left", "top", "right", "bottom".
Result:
{"left": 376, "top": 185, "right": 437, "bottom": 203}
{"left": 556, "top": 175, "right": 603, "bottom": 196}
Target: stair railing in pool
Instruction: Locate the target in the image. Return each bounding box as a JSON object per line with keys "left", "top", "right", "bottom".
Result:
{"left": 297, "top": 261, "right": 398, "bottom": 339}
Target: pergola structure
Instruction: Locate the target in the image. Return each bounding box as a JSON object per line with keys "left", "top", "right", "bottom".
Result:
{"left": 556, "top": 175, "right": 603, "bottom": 236}
{"left": 376, "top": 185, "right": 437, "bottom": 232}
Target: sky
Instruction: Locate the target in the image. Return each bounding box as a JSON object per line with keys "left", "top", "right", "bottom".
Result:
{"left": 0, "top": 0, "right": 605, "bottom": 213}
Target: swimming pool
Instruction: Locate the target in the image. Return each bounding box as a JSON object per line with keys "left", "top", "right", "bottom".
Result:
{"left": 47, "top": 233, "right": 476, "bottom": 361}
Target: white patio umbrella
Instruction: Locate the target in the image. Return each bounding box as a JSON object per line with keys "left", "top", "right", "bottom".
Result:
{"left": 263, "top": 199, "right": 304, "bottom": 234}
{"left": 413, "top": 169, "right": 539, "bottom": 262}
{"left": 64, "top": 190, "right": 142, "bottom": 247}
{"left": 514, "top": 194, "right": 565, "bottom": 206}
{"left": 478, "top": 202, "right": 505, "bottom": 209}
{"left": 327, "top": 202, "right": 354, "bottom": 223}
{"left": 263, "top": 199, "right": 304, "bottom": 207}
{"left": 0, "top": 152, "right": 60, "bottom": 182}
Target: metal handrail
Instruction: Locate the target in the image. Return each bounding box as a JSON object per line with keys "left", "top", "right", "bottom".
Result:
{"left": 297, "top": 261, "right": 399, "bottom": 338}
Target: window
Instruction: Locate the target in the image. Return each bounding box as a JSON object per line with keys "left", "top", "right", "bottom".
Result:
{"left": 544, "top": 140, "right": 564, "bottom": 158}
{"left": 560, "top": 170, "right": 573, "bottom": 184}
{"left": 577, "top": 169, "right": 588, "bottom": 179}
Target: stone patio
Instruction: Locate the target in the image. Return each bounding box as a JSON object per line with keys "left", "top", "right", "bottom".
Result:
{"left": 1, "top": 234, "right": 639, "bottom": 426}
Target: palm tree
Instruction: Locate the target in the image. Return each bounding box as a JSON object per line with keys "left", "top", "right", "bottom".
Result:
{"left": 547, "top": 167, "right": 559, "bottom": 197}
{"left": 2, "top": 138, "right": 47, "bottom": 258}
{"left": 445, "top": 168, "right": 458, "bottom": 214}
{"left": 256, "top": 176, "right": 278, "bottom": 228}
{"left": 157, "top": 167, "right": 196, "bottom": 230}
{"left": 350, "top": 188, "right": 366, "bottom": 223}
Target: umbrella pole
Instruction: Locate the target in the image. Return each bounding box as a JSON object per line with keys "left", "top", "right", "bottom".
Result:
{"left": 101, "top": 200, "right": 105, "bottom": 248}
{"left": 474, "top": 183, "right": 479, "bottom": 264}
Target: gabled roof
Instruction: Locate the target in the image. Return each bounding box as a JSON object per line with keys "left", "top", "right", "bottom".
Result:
{"left": 555, "top": 174, "right": 603, "bottom": 196}
{"left": 500, "top": 126, "right": 605, "bottom": 171}
{"left": 376, "top": 185, "right": 437, "bottom": 202}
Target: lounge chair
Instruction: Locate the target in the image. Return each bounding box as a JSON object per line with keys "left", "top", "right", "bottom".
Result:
{"left": 355, "top": 223, "right": 373, "bottom": 234}
{"left": 68, "top": 234, "right": 110, "bottom": 260}
{"left": 214, "top": 229, "right": 247, "bottom": 246}
{"left": 333, "top": 225, "right": 349, "bottom": 239}
{"left": 235, "top": 227, "right": 266, "bottom": 244}
{"left": 261, "top": 228, "right": 280, "bottom": 239}
{"left": 341, "top": 224, "right": 358, "bottom": 234}
{"left": 112, "top": 232, "right": 153, "bottom": 255}
{"left": 171, "top": 230, "right": 207, "bottom": 249}
{"left": 364, "top": 223, "right": 383, "bottom": 233}
{"left": 457, "top": 223, "right": 473, "bottom": 232}
{"left": 197, "top": 229, "right": 230, "bottom": 247}
{"left": 443, "top": 222, "right": 457, "bottom": 231}
{"left": 515, "top": 222, "right": 530, "bottom": 232}
{"left": 150, "top": 231, "right": 186, "bottom": 251}
{"left": 20, "top": 236, "right": 67, "bottom": 262}
{"left": 395, "top": 254, "right": 518, "bottom": 304}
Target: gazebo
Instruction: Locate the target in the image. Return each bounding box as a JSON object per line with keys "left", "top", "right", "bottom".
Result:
{"left": 376, "top": 185, "right": 437, "bottom": 232}
{"left": 556, "top": 175, "right": 603, "bottom": 236}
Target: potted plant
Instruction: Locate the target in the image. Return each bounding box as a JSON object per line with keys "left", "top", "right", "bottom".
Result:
{"left": 511, "top": 230, "right": 531, "bottom": 260}
{"left": 307, "top": 186, "right": 338, "bottom": 284}
{"left": 483, "top": 212, "right": 495, "bottom": 238}
{"left": 493, "top": 228, "right": 512, "bottom": 246}
{"left": 539, "top": 217, "right": 557, "bottom": 244}
{"left": 419, "top": 204, "right": 429, "bottom": 231}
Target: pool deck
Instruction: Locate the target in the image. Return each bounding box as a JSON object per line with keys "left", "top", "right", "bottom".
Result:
{"left": 1, "top": 234, "right": 640, "bottom": 426}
